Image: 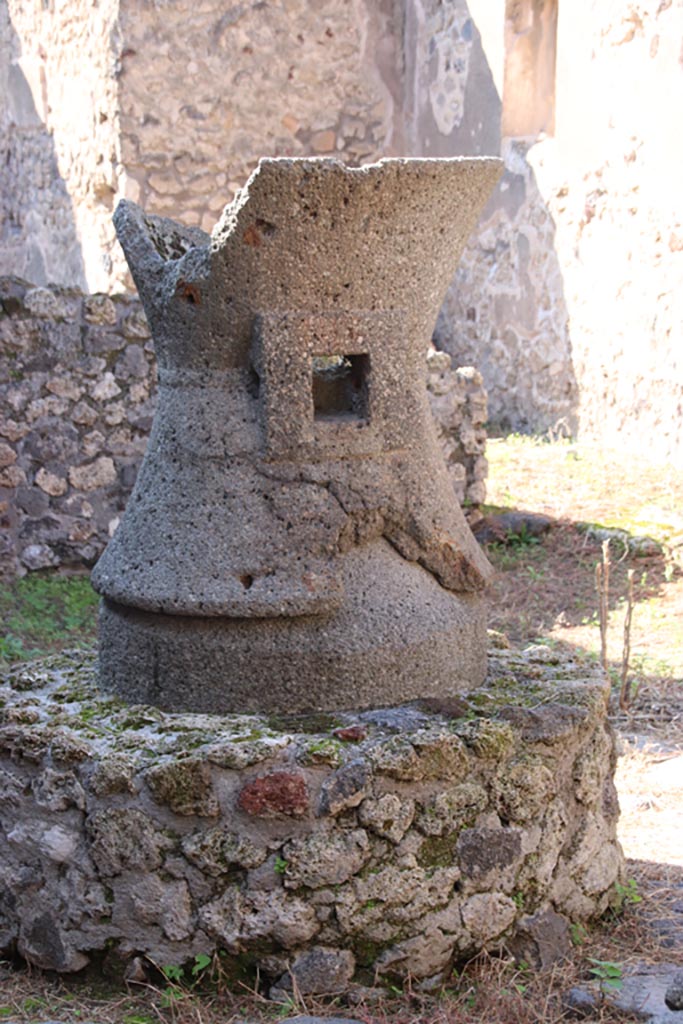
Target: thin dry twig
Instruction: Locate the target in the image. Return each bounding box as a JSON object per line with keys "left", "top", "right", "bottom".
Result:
{"left": 620, "top": 568, "right": 636, "bottom": 709}
{"left": 596, "top": 539, "right": 611, "bottom": 672}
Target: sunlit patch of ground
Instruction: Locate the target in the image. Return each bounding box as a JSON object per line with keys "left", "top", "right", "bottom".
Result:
{"left": 485, "top": 435, "right": 683, "bottom": 745}
{"left": 485, "top": 435, "right": 683, "bottom": 549}
{"left": 616, "top": 739, "right": 683, "bottom": 867}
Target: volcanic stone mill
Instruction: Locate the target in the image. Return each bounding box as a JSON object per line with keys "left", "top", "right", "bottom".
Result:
{"left": 92, "top": 156, "right": 503, "bottom": 714}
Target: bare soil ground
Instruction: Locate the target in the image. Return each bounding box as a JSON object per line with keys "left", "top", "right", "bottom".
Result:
{"left": 1, "top": 435, "right": 682, "bottom": 1023}
{"left": 485, "top": 435, "right": 683, "bottom": 745}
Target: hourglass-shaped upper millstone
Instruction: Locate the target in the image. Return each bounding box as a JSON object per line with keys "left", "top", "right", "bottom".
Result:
{"left": 112, "top": 157, "right": 503, "bottom": 371}
{"left": 92, "top": 157, "right": 502, "bottom": 619}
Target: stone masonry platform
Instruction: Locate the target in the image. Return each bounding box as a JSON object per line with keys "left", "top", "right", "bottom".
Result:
{"left": 0, "top": 638, "right": 623, "bottom": 992}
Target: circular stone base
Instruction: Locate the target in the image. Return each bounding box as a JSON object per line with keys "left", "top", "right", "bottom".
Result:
{"left": 97, "top": 542, "right": 488, "bottom": 714}
{"left": 0, "top": 639, "right": 623, "bottom": 990}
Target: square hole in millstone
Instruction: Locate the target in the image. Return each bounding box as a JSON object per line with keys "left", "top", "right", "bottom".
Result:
{"left": 312, "top": 353, "right": 370, "bottom": 422}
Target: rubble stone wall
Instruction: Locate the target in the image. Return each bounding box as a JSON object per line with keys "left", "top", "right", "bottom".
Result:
{"left": 0, "top": 642, "right": 623, "bottom": 983}
{"left": 0, "top": 278, "right": 487, "bottom": 577}
{"left": 0, "top": 279, "right": 155, "bottom": 577}
{"left": 115, "top": 0, "right": 396, "bottom": 242}
{"left": 426, "top": 350, "right": 488, "bottom": 508}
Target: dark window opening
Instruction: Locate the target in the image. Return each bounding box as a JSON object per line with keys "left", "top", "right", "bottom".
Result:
{"left": 246, "top": 364, "right": 261, "bottom": 398}
{"left": 312, "top": 353, "right": 369, "bottom": 422}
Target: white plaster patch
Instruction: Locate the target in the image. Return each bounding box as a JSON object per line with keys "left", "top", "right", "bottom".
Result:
{"left": 39, "top": 825, "right": 80, "bottom": 863}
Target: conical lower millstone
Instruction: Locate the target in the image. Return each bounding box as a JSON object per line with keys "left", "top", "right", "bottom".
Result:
{"left": 92, "top": 156, "right": 503, "bottom": 713}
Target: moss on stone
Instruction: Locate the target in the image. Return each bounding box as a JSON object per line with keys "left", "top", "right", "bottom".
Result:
{"left": 413, "top": 733, "right": 470, "bottom": 781}
{"left": 352, "top": 935, "right": 391, "bottom": 968}
{"left": 467, "top": 680, "right": 546, "bottom": 712}
{"left": 145, "top": 757, "right": 219, "bottom": 816}
{"left": 51, "top": 682, "right": 98, "bottom": 703}
{"left": 114, "top": 708, "right": 164, "bottom": 731}
{"left": 232, "top": 728, "right": 266, "bottom": 742}
{"left": 454, "top": 718, "right": 515, "bottom": 760}
{"left": 417, "top": 835, "right": 458, "bottom": 869}
{"left": 266, "top": 711, "right": 343, "bottom": 734}
{"left": 298, "top": 737, "right": 344, "bottom": 767}
{"left": 0, "top": 644, "right": 622, "bottom": 979}
{"left": 554, "top": 681, "right": 609, "bottom": 714}
{"left": 416, "top": 782, "right": 488, "bottom": 838}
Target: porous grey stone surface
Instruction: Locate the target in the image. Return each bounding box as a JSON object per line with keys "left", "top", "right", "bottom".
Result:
{"left": 507, "top": 907, "right": 572, "bottom": 969}
{"left": 561, "top": 987, "right": 599, "bottom": 1019}
{"left": 92, "top": 156, "right": 503, "bottom": 712}
{"left": 0, "top": 639, "right": 624, "bottom": 980}
{"left": 603, "top": 964, "right": 683, "bottom": 1023}
{"left": 666, "top": 971, "right": 683, "bottom": 1010}
{"left": 0, "top": 278, "right": 488, "bottom": 578}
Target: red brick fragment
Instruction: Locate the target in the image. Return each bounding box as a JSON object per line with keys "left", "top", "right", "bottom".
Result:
{"left": 237, "top": 770, "right": 309, "bottom": 818}
{"left": 333, "top": 725, "right": 367, "bottom": 743}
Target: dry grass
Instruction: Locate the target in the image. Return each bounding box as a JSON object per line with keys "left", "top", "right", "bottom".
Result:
{"left": 0, "top": 945, "right": 644, "bottom": 1024}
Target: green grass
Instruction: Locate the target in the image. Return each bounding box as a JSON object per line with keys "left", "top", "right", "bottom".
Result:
{"left": 0, "top": 572, "right": 99, "bottom": 669}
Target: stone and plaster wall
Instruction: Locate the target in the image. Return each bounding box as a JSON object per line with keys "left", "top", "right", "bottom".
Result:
{"left": 0, "top": 278, "right": 487, "bottom": 577}
{"left": 114, "top": 0, "right": 396, "bottom": 238}
{"left": 403, "top": 0, "right": 578, "bottom": 435}
{"left": 426, "top": 350, "right": 488, "bottom": 508}
{"left": 530, "top": 0, "right": 683, "bottom": 460}
{"left": 0, "top": 640, "right": 623, "bottom": 983}
{"left": 1, "top": 0, "right": 680, "bottom": 462}
{"left": 436, "top": 143, "right": 576, "bottom": 437}
{"left": 0, "top": 0, "right": 397, "bottom": 291}
{"left": 0, "top": 0, "right": 121, "bottom": 291}
{"left": 429, "top": 0, "right": 682, "bottom": 461}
